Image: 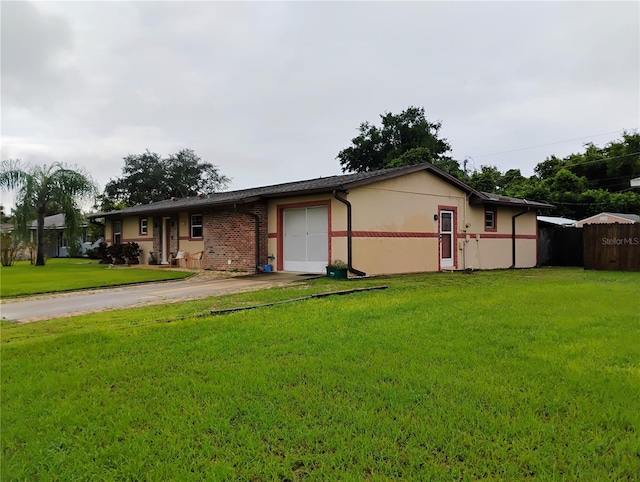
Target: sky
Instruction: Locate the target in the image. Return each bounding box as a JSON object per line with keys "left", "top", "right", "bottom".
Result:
{"left": 2, "top": 0, "right": 639, "bottom": 211}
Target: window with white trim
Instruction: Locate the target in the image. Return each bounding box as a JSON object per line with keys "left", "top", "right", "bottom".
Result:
{"left": 191, "top": 214, "right": 203, "bottom": 238}
{"left": 485, "top": 209, "right": 495, "bottom": 231}
{"left": 140, "top": 218, "right": 148, "bottom": 235}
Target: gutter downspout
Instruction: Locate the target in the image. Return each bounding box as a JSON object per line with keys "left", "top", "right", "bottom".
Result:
{"left": 333, "top": 190, "right": 366, "bottom": 277}
{"left": 511, "top": 209, "right": 529, "bottom": 268}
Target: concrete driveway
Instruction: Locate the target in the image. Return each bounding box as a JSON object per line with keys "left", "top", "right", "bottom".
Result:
{"left": 1, "top": 272, "right": 319, "bottom": 324}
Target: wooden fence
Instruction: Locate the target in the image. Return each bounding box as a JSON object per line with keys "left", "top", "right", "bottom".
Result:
{"left": 538, "top": 225, "right": 583, "bottom": 266}
{"left": 583, "top": 223, "right": 640, "bottom": 272}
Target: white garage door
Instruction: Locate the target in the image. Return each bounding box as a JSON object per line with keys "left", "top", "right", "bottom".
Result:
{"left": 283, "top": 206, "right": 328, "bottom": 273}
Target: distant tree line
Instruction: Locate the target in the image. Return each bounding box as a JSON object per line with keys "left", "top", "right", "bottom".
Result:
{"left": 338, "top": 107, "right": 640, "bottom": 220}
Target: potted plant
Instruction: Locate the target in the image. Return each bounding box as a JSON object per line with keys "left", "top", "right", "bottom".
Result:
{"left": 326, "top": 259, "right": 349, "bottom": 279}
{"left": 106, "top": 243, "right": 125, "bottom": 265}
{"left": 148, "top": 251, "right": 157, "bottom": 265}
{"left": 123, "top": 242, "right": 142, "bottom": 265}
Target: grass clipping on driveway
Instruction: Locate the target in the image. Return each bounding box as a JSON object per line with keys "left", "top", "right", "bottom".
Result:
{"left": 0, "top": 259, "right": 192, "bottom": 298}
{"left": 2, "top": 268, "right": 639, "bottom": 480}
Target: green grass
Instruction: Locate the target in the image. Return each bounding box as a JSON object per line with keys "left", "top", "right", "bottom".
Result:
{"left": 2, "top": 268, "right": 639, "bottom": 480}
{"left": 0, "top": 258, "right": 192, "bottom": 297}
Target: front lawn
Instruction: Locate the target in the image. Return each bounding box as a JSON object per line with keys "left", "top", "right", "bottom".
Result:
{"left": 1, "top": 268, "right": 639, "bottom": 480}
{"left": 0, "top": 258, "right": 192, "bottom": 297}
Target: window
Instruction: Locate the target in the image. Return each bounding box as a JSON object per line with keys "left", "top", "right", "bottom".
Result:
{"left": 485, "top": 209, "right": 496, "bottom": 231}
{"left": 140, "top": 218, "right": 148, "bottom": 235}
{"left": 191, "top": 214, "right": 203, "bottom": 238}
{"left": 113, "top": 220, "right": 122, "bottom": 244}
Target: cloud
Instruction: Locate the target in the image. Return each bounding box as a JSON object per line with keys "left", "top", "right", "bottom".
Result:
{"left": 1, "top": 0, "right": 638, "bottom": 211}
{"left": 1, "top": 0, "right": 78, "bottom": 112}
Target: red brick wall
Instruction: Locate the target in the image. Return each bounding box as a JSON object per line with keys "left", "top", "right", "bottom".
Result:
{"left": 203, "top": 202, "right": 268, "bottom": 272}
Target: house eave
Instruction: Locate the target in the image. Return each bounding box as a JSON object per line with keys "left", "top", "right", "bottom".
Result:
{"left": 88, "top": 162, "right": 554, "bottom": 218}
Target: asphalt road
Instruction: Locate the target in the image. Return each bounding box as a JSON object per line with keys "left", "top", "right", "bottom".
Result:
{"left": 1, "top": 272, "right": 317, "bottom": 323}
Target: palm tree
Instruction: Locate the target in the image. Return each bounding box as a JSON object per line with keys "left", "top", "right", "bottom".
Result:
{"left": 0, "top": 160, "right": 97, "bottom": 266}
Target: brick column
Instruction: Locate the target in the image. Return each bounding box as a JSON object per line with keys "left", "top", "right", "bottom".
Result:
{"left": 203, "top": 201, "right": 268, "bottom": 272}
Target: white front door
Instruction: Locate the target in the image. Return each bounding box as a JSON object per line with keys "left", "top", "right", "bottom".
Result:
{"left": 283, "top": 206, "right": 328, "bottom": 273}
{"left": 440, "top": 210, "right": 454, "bottom": 268}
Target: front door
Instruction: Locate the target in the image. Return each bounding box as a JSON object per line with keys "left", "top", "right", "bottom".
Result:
{"left": 440, "top": 210, "right": 454, "bottom": 268}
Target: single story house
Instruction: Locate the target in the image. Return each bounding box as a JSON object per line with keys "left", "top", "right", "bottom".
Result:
{"left": 29, "top": 214, "right": 101, "bottom": 257}
{"left": 575, "top": 212, "right": 639, "bottom": 228}
{"left": 90, "top": 162, "right": 553, "bottom": 276}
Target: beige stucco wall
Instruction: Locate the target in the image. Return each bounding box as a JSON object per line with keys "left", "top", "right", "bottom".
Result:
{"left": 106, "top": 212, "right": 205, "bottom": 265}
{"left": 104, "top": 217, "right": 155, "bottom": 264}
{"left": 347, "top": 172, "right": 466, "bottom": 233}
{"left": 462, "top": 209, "right": 537, "bottom": 269}
{"left": 267, "top": 171, "right": 540, "bottom": 275}
{"left": 122, "top": 217, "right": 140, "bottom": 239}
{"left": 175, "top": 213, "right": 205, "bottom": 256}
{"left": 105, "top": 219, "right": 113, "bottom": 243}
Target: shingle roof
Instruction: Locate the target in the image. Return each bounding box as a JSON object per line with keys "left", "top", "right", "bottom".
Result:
{"left": 537, "top": 216, "right": 577, "bottom": 226}
{"left": 30, "top": 213, "right": 66, "bottom": 229}
{"left": 89, "top": 162, "right": 553, "bottom": 218}
{"left": 478, "top": 192, "right": 554, "bottom": 209}
{"left": 600, "top": 212, "right": 640, "bottom": 222}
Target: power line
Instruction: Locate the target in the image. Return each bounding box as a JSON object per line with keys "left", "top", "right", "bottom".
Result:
{"left": 561, "top": 151, "right": 640, "bottom": 168}
{"left": 472, "top": 129, "right": 636, "bottom": 159}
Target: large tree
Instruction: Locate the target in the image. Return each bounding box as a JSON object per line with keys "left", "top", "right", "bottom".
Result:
{"left": 102, "top": 149, "right": 230, "bottom": 208}
{"left": 337, "top": 106, "right": 452, "bottom": 173}
{"left": 0, "top": 161, "right": 97, "bottom": 266}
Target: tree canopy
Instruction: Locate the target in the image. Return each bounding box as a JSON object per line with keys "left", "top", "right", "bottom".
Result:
{"left": 0, "top": 160, "right": 97, "bottom": 266}
{"left": 337, "top": 107, "right": 452, "bottom": 173}
{"left": 102, "top": 149, "right": 230, "bottom": 209}
{"left": 464, "top": 132, "right": 640, "bottom": 219}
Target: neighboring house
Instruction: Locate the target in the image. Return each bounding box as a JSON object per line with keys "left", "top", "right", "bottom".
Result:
{"left": 29, "top": 214, "right": 101, "bottom": 257}
{"left": 631, "top": 177, "right": 640, "bottom": 188}
{"left": 575, "top": 212, "right": 640, "bottom": 228}
{"left": 89, "top": 162, "right": 553, "bottom": 275}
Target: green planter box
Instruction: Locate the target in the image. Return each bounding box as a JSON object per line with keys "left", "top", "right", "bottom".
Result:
{"left": 326, "top": 267, "right": 348, "bottom": 279}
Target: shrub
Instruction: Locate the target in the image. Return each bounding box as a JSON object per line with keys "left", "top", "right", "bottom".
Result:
{"left": 0, "top": 233, "right": 20, "bottom": 267}
{"left": 106, "top": 244, "right": 125, "bottom": 264}
{"left": 122, "top": 242, "right": 142, "bottom": 264}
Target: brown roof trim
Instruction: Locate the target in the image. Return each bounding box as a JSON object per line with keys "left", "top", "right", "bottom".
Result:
{"left": 89, "top": 162, "right": 553, "bottom": 218}
{"left": 470, "top": 192, "right": 554, "bottom": 209}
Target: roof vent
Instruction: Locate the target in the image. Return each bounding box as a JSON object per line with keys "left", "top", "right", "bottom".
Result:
{"left": 198, "top": 193, "right": 205, "bottom": 199}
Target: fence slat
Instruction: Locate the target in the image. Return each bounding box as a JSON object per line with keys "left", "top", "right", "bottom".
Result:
{"left": 583, "top": 224, "right": 640, "bottom": 271}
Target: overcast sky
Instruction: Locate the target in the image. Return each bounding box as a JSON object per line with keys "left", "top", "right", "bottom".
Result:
{"left": 2, "top": 0, "right": 639, "bottom": 211}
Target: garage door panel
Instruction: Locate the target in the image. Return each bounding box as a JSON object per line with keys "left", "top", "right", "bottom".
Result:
{"left": 284, "top": 209, "right": 306, "bottom": 235}
{"left": 307, "top": 207, "right": 328, "bottom": 233}
{"left": 283, "top": 206, "right": 328, "bottom": 273}
{"left": 284, "top": 234, "right": 306, "bottom": 261}
{"left": 307, "top": 234, "right": 328, "bottom": 261}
